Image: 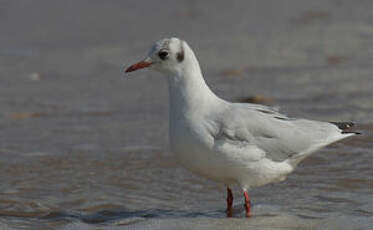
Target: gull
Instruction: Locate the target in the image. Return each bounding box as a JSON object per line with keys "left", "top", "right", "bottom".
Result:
{"left": 125, "top": 37, "right": 359, "bottom": 217}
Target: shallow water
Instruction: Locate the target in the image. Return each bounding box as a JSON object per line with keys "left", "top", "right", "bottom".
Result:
{"left": 0, "top": 0, "right": 373, "bottom": 229}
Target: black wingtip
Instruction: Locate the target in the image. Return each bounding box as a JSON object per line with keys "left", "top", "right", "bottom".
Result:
{"left": 341, "top": 131, "right": 362, "bottom": 135}
{"left": 330, "top": 122, "right": 361, "bottom": 135}
{"left": 330, "top": 122, "right": 355, "bottom": 130}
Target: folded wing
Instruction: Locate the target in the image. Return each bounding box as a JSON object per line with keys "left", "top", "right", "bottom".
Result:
{"left": 212, "top": 103, "right": 357, "bottom": 166}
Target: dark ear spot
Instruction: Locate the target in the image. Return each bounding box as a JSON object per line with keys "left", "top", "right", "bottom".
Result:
{"left": 176, "top": 42, "right": 185, "bottom": 62}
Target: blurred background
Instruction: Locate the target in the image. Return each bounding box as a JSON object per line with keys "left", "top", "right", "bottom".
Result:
{"left": 0, "top": 1, "right": 372, "bottom": 229}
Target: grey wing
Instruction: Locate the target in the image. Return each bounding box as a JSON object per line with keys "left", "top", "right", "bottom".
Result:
{"left": 217, "top": 103, "right": 348, "bottom": 163}
{"left": 252, "top": 118, "right": 337, "bottom": 162}
{"left": 212, "top": 125, "right": 266, "bottom": 163}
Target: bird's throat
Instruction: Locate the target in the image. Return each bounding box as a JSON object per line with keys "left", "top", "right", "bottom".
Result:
{"left": 167, "top": 64, "right": 218, "bottom": 120}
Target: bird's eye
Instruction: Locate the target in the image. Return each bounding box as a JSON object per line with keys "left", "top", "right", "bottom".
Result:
{"left": 158, "top": 50, "right": 169, "bottom": 60}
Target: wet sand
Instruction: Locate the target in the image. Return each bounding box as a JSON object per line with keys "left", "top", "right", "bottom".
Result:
{"left": 0, "top": 0, "right": 373, "bottom": 229}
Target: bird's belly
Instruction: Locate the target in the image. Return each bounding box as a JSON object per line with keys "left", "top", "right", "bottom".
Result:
{"left": 169, "top": 120, "right": 294, "bottom": 188}
{"left": 170, "top": 135, "right": 237, "bottom": 184}
{"left": 174, "top": 148, "right": 238, "bottom": 184}
{"left": 171, "top": 138, "right": 294, "bottom": 187}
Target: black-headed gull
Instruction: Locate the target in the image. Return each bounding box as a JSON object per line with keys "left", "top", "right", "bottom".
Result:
{"left": 125, "top": 38, "right": 359, "bottom": 217}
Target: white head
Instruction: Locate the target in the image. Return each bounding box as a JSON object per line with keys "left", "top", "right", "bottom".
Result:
{"left": 125, "top": 38, "right": 218, "bottom": 107}
{"left": 125, "top": 37, "right": 189, "bottom": 75}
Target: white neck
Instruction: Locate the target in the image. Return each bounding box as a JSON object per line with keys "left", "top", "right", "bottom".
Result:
{"left": 166, "top": 45, "right": 221, "bottom": 119}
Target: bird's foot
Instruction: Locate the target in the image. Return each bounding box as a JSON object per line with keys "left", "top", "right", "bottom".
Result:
{"left": 226, "top": 187, "right": 233, "bottom": 217}
{"left": 243, "top": 191, "right": 251, "bottom": 218}
{"left": 226, "top": 208, "right": 233, "bottom": 217}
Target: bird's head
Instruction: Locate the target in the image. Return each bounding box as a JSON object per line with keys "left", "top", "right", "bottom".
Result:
{"left": 125, "top": 37, "right": 186, "bottom": 75}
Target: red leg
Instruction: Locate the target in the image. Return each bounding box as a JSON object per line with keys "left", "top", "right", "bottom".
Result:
{"left": 243, "top": 191, "right": 251, "bottom": 217}
{"left": 226, "top": 187, "right": 233, "bottom": 217}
